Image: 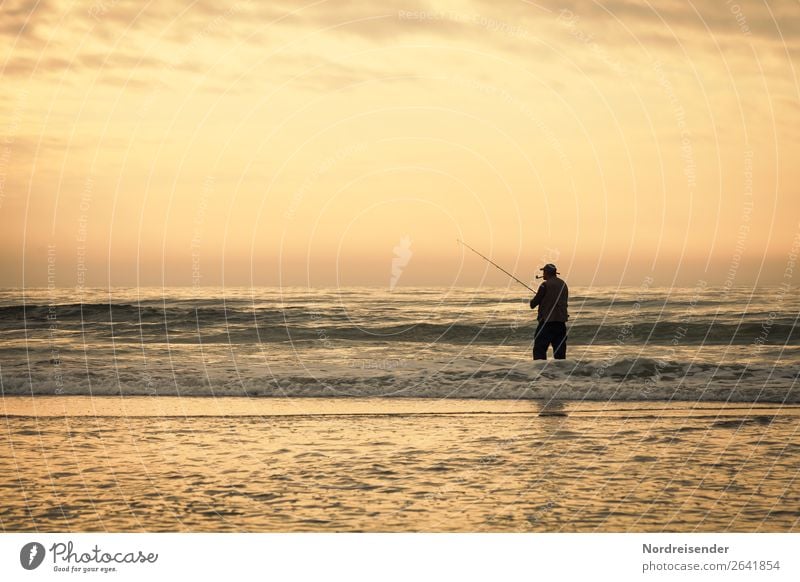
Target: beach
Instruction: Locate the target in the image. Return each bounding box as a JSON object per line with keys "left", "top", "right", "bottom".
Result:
{"left": 1, "top": 286, "right": 798, "bottom": 532}
{"left": 2, "top": 396, "right": 798, "bottom": 532}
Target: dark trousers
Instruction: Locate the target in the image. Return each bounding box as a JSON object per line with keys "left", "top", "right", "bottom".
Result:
{"left": 533, "top": 321, "right": 567, "bottom": 360}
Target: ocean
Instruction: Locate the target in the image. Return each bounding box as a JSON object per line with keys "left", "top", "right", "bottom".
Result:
{"left": 1, "top": 285, "right": 798, "bottom": 402}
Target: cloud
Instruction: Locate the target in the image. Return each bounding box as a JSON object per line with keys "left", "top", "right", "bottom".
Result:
{"left": 0, "top": 0, "right": 60, "bottom": 42}
{"left": 2, "top": 0, "right": 797, "bottom": 116}
{"left": 469, "top": 0, "right": 800, "bottom": 50}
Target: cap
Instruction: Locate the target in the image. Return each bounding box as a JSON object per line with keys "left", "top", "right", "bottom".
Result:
{"left": 540, "top": 263, "right": 559, "bottom": 274}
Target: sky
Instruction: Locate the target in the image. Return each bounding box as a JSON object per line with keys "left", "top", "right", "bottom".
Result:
{"left": 1, "top": 0, "right": 798, "bottom": 288}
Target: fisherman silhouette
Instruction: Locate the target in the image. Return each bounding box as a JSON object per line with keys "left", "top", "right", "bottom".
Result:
{"left": 529, "top": 264, "right": 569, "bottom": 360}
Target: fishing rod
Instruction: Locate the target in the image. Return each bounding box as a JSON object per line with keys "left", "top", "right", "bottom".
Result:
{"left": 457, "top": 239, "right": 537, "bottom": 293}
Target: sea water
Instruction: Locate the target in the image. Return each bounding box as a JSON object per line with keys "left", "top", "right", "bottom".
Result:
{"left": 1, "top": 285, "right": 797, "bottom": 402}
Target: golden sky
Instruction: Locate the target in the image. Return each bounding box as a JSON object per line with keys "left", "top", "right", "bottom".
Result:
{"left": 1, "top": 0, "right": 798, "bottom": 287}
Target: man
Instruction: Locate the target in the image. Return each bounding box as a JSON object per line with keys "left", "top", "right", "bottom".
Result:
{"left": 529, "top": 263, "right": 569, "bottom": 360}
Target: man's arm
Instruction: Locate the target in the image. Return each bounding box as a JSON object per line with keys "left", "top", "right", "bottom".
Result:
{"left": 530, "top": 283, "right": 546, "bottom": 309}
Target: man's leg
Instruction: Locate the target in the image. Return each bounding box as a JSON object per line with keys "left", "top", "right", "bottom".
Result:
{"left": 533, "top": 323, "right": 549, "bottom": 360}
{"left": 552, "top": 322, "right": 567, "bottom": 359}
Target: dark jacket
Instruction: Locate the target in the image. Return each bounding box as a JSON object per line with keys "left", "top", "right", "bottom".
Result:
{"left": 530, "top": 277, "right": 569, "bottom": 323}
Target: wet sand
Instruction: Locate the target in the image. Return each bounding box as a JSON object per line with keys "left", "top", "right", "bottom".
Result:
{"left": 1, "top": 397, "right": 798, "bottom": 532}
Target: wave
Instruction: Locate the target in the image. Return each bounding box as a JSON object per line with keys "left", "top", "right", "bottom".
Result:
{"left": 5, "top": 310, "right": 797, "bottom": 346}
{"left": 4, "top": 356, "right": 798, "bottom": 403}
